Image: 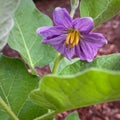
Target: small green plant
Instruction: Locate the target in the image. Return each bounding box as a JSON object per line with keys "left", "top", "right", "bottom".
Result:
{"left": 0, "top": 0, "right": 120, "bottom": 120}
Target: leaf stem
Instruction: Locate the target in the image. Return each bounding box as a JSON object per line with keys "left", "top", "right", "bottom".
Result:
{"left": 70, "top": 9, "right": 75, "bottom": 18}
{"left": 70, "top": 0, "right": 79, "bottom": 18}
{"left": 0, "top": 97, "right": 19, "bottom": 120}
{"left": 52, "top": 53, "right": 63, "bottom": 74}
{"left": 34, "top": 111, "right": 56, "bottom": 120}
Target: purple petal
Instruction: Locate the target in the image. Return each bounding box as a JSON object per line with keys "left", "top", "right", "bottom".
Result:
{"left": 42, "top": 34, "right": 75, "bottom": 60}
{"left": 53, "top": 7, "right": 72, "bottom": 28}
{"left": 56, "top": 45, "right": 76, "bottom": 60}
{"left": 73, "top": 17, "right": 94, "bottom": 34}
{"left": 76, "top": 33, "right": 107, "bottom": 62}
{"left": 37, "top": 26, "right": 51, "bottom": 35}
{"left": 42, "top": 34, "right": 66, "bottom": 45}
{"left": 37, "top": 26, "right": 66, "bottom": 39}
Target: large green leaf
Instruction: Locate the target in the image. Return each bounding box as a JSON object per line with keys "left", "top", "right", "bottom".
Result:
{"left": 80, "top": 0, "right": 120, "bottom": 26}
{"left": 8, "top": 0, "right": 56, "bottom": 71}
{"left": 30, "top": 54, "right": 120, "bottom": 117}
{"left": 31, "top": 69, "right": 120, "bottom": 115}
{"left": 0, "top": 0, "right": 19, "bottom": 51}
{"left": 0, "top": 55, "right": 47, "bottom": 120}
{"left": 60, "top": 54, "right": 120, "bottom": 75}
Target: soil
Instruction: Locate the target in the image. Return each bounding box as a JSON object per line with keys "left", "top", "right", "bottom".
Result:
{"left": 2, "top": 0, "right": 120, "bottom": 120}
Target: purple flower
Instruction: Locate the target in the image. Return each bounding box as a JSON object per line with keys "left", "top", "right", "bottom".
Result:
{"left": 37, "top": 7, "right": 107, "bottom": 62}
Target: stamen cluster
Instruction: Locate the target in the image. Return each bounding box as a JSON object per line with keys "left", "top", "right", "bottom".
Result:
{"left": 65, "top": 30, "right": 80, "bottom": 49}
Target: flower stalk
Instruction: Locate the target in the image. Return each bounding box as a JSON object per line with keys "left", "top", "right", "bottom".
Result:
{"left": 0, "top": 97, "right": 19, "bottom": 120}
{"left": 52, "top": 53, "right": 63, "bottom": 74}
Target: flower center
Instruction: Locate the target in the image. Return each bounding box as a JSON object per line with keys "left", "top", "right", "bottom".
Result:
{"left": 65, "top": 30, "right": 80, "bottom": 49}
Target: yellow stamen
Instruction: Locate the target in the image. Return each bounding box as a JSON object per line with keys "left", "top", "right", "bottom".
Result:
{"left": 65, "top": 30, "right": 80, "bottom": 49}
{"left": 70, "top": 31, "right": 75, "bottom": 44}
{"left": 70, "top": 42, "right": 76, "bottom": 49}
{"left": 75, "top": 31, "right": 80, "bottom": 45}
{"left": 65, "top": 32, "right": 71, "bottom": 47}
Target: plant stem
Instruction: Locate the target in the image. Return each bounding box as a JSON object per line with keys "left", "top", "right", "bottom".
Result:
{"left": 0, "top": 97, "right": 19, "bottom": 120}
{"left": 52, "top": 53, "right": 63, "bottom": 74}
{"left": 70, "top": 9, "right": 75, "bottom": 18}
{"left": 70, "top": 0, "right": 79, "bottom": 18}
{"left": 34, "top": 111, "right": 56, "bottom": 120}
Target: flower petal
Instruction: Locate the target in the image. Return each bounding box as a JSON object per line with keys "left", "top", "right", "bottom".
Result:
{"left": 37, "top": 26, "right": 51, "bottom": 35}
{"left": 73, "top": 17, "right": 94, "bottom": 34}
{"left": 56, "top": 45, "right": 76, "bottom": 60}
{"left": 37, "top": 26, "right": 66, "bottom": 39}
{"left": 76, "top": 33, "right": 107, "bottom": 62}
{"left": 42, "top": 34, "right": 75, "bottom": 60}
{"left": 42, "top": 34, "right": 66, "bottom": 45}
{"left": 53, "top": 7, "right": 72, "bottom": 28}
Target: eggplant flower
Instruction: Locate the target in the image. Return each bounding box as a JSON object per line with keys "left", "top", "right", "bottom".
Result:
{"left": 37, "top": 7, "right": 107, "bottom": 62}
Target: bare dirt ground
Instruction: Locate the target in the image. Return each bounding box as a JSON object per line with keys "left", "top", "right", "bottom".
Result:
{"left": 2, "top": 0, "right": 120, "bottom": 120}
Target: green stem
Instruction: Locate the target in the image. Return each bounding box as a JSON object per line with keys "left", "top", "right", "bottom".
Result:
{"left": 70, "top": 9, "right": 75, "bottom": 18}
{"left": 70, "top": 0, "right": 79, "bottom": 18}
{"left": 0, "top": 97, "right": 19, "bottom": 120}
{"left": 52, "top": 53, "right": 63, "bottom": 74}
{"left": 34, "top": 111, "right": 56, "bottom": 120}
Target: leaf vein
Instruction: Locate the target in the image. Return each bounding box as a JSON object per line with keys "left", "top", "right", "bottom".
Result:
{"left": 15, "top": 17, "right": 34, "bottom": 69}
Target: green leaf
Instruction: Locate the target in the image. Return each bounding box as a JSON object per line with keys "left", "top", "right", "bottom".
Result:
{"left": 31, "top": 68, "right": 120, "bottom": 115}
{"left": 80, "top": 0, "right": 120, "bottom": 26}
{"left": 18, "top": 101, "right": 47, "bottom": 120}
{"left": 94, "top": 0, "right": 120, "bottom": 26}
{"left": 0, "top": 0, "right": 19, "bottom": 51}
{"left": 30, "top": 54, "right": 120, "bottom": 116}
{"left": 8, "top": 0, "right": 56, "bottom": 71}
{"left": 60, "top": 54, "right": 120, "bottom": 75}
{"left": 0, "top": 55, "right": 47, "bottom": 120}
{"left": 65, "top": 112, "right": 80, "bottom": 120}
